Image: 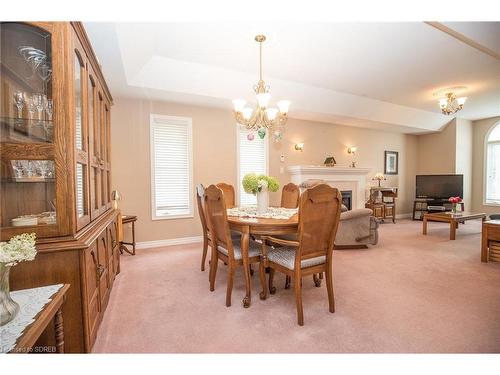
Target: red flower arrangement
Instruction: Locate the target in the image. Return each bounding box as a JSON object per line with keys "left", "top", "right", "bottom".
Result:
{"left": 448, "top": 196, "right": 462, "bottom": 204}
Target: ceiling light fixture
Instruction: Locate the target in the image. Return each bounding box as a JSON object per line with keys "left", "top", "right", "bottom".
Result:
{"left": 232, "top": 35, "right": 290, "bottom": 139}
{"left": 439, "top": 92, "right": 467, "bottom": 115}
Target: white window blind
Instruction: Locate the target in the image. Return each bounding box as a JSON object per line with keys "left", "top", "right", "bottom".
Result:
{"left": 238, "top": 127, "right": 268, "bottom": 206}
{"left": 150, "top": 115, "right": 193, "bottom": 219}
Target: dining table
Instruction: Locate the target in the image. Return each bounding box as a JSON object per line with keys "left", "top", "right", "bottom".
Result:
{"left": 227, "top": 211, "right": 298, "bottom": 308}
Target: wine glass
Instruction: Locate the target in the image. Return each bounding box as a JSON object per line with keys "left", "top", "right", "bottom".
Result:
{"left": 11, "top": 160, "right": 24, "bottom": 179}
{"left": 32, "top": 94, "right": 44, "bottom": 122}
{"left": 45, "top": 98, "right": 53, "bottom": 121}
{"left": 24, "top": 93, "right": 35, "bottom": 121}
{"left": 38, "top": 160, "right": 50, "bottom": 178}
{"left": 13, "top": 92, "right": 25, "bottom": 119}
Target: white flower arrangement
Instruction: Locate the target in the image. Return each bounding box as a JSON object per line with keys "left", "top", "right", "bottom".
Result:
{"left": 0, "top": 233, "right": 37, "bottom": 267}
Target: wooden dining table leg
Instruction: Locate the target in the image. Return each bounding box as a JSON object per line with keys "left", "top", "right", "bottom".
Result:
{"left": 240, "top": 226, "right": 252, "bottom": 308}
{"left": 54, "top": 308, "right": 64, "bottom": 353}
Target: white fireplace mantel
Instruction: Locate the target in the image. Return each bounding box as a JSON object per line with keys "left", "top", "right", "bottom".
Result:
{"left": 287, "top": 165, "right": 372, "bottom": 209}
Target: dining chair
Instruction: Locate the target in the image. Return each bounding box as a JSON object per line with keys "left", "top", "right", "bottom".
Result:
{"left": 197, "top": 184, "right": 241, "bottom": 273}
{"left": 195, "top": 184, "right": 211, "bottom": 272}
{"left": 260, "top": 184, "right": 342, "bottom": 326}
{"left": 204, "top": 184, "right": 262, "bottom": 307}
{"left": 280, "top": 182, "right": 300, "bottom": 289}
{"left": 281, "top": 182, "right": 300, "bottom": 209}
{"left": 216, "top": 182, "right": 236, "bottom": 208}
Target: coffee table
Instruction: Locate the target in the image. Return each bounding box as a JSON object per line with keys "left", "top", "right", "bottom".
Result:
{"left": 422, "top": 211, "right": 486, "bottom": 240}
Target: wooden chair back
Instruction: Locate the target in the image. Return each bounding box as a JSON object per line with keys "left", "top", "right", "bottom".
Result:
{"left": 196, "top": 184, "right": 209, "bottom": 235}
{"left": 281, "top": 183, "right": 300, "bottom": 208}
{"left": 204, "top": 185, "right": 234, "bottom": 257}
{"left": 216, "top": 182, "right": 236, "bottom": 208}
{"left": 297, "top": 184, "right": 342, "bottom": 261}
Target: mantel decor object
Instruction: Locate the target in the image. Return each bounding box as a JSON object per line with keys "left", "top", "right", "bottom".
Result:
{"left": 242, "top": 173, "right": 279, "bottom": 214}
{"left": 324, "top": 156, "right": 337, "bottom": 167}
{"left": 0, "top": 233, "right": 37, "bottom": 326}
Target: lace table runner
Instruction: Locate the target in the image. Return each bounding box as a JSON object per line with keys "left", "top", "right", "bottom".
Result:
{"left": 0, "top": 284, "right": 63, "bottom": 353}
{"left": 227, "top": 206, "right": 298, "bottom": 219}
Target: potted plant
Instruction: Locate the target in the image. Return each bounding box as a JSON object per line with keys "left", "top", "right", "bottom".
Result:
{"left": 0, "top": 233, "right": 37, "bottom": 326}
{"left": 242, "top": 173, "right": 279, "bottom": 213}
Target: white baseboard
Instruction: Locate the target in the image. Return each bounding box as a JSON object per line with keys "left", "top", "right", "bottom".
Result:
{"left": 396, "top": 213, "right": 412, "bottom": 219}
{"left": 136, "top": 236, "right": 203, "bottom": 249}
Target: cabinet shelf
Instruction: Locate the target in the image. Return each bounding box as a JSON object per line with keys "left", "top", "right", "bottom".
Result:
{"left": 1, "top": 117, "right": 53, "bottom": 143}
{"left": 1, "top": 177, "right": 55, "bottom": 183}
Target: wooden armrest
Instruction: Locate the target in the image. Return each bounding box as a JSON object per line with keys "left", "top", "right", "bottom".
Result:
{"left": 261, "top": 236, "right": 299, "bottom": 247}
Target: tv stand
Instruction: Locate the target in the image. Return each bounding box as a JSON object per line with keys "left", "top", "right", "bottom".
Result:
{"left": 412, "top": 199, "right": 465, "bottom": 221}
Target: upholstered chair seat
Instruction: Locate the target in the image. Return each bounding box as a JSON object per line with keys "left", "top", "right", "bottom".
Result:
{"left": 267, "top": 247, "right": 325, "bottom": 270}
{"left": 217, "top": 239, "right": 261, "bottom": 260}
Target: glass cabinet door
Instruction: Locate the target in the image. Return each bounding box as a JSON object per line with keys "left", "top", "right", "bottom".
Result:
{"left": 74, "top": 37, "right": 91, "bottom": 230}
{"left": 0, "top": 22, "right": 57, "bottom": 232}
{"left": 0, "top": 23, "right": 54, "bottom": 143}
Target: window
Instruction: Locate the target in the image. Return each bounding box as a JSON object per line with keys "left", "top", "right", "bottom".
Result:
{"left": 150, "top": 115, "right": 193, "bottom": 219}
{"left": 486, "top": 123, "right": 500, "bottom": 205}
{"left": 237, "top": 127, "right": 268, "bottom": 206}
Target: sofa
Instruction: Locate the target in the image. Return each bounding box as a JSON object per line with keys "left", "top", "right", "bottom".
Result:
{"left": 299, "top": 179, "right": 379, "bottom": 248}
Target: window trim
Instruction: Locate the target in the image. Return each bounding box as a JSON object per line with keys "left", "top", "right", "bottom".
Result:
{"left": 150, "top": 114, "right": 194, "bottom": 220}
{"left": 483, "top": 121, "right": 500, "bottom": 206}
{"left": 236, "top": 126, "right": 269, "bottom": 206}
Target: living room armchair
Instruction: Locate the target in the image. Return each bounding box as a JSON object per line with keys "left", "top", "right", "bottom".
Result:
{"left": 336, "top": 207, "right": 379, "bottom": 248}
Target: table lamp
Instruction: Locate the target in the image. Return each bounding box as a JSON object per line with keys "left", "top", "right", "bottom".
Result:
{"left": 372, "top": 173, "right": 386, "bottom": 187}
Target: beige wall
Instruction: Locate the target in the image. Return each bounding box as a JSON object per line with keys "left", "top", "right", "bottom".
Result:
{"left": 417, "top": 119, "right": 456, "bottom": 175}
{"left": 472, "top": 116, "right": 500, "bottom": 213}
{"left": 267, "top": 118, "right": 418, "bottom": 214}
{"left": 416, "top": 118, "right": 474, "bottom": 207}
{"left": 455, "top": 118, "right": 473, "bottom": 205}
{"left": 111, "top": 97, "right": 418, "bottom": 243}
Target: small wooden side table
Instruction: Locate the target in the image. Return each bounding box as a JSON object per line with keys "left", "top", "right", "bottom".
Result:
{"left": 120, "top": 215, "right": 137, "bottom": 256}
{"left": 481, "top": 220, "right": 500, "bottom": 263}
{"left": 1, "top": 284, "right": 70, "bottom": 353}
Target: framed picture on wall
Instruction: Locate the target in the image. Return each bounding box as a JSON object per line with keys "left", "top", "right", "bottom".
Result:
{"left": 384, "top": 151, "right": 398, "bottom": 175}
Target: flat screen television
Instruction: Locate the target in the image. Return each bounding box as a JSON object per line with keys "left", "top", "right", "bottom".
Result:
{"left": 416, "top": 174, "right": 463, "bottom": 200}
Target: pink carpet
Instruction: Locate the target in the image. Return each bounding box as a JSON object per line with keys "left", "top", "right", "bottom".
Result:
{"left": 93, "top": 219, "right": 500, "bottom": 353}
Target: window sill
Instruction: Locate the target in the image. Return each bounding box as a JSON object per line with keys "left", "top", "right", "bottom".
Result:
{"left": 152, "top": 214, "right": 194, "bottom": 221}
{"left": 483, "top": 202, "right": 500, "bottom": 207}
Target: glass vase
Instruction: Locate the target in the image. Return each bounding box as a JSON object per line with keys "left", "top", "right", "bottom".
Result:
{"left": 451, "top": 203, "right": 457, "bottom": 214}
{"left": 256, "top": 190, "right": 269, "bottom": 214}
{"left": 0, "top": 262, "right": 20, "bottom": 326}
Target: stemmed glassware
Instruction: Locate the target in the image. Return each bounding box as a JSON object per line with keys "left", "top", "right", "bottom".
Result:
{"left": 32, "top": 93, "right": 44, "bottom": 123}
{"left": 13, "top": 92, "right": 25, "bottom": 129}
{"left": 45, "top": 98, "right": 53, "bottom": 121}
{"left": 23, "top": 92, "right": 35, "bottom": 121}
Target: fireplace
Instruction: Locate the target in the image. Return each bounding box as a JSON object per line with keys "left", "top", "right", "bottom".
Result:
{"left": 287, "top": 165, "right": 371, "bottom": 209}
{"left": 341, "top": 190, "right": 352, "bottom": 210}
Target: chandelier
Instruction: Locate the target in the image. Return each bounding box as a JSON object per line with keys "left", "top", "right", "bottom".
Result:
{"left": 232, "top": 35, "right": 290, "bottom": 138}
{"left": 439, "top": 92, "right": 467, "bottom": 115}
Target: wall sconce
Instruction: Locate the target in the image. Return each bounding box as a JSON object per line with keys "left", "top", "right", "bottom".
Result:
{"left": 347, "top": 146, "right": 357, "bottom": 155}
{"left": 295, "top": 143, "right": 304, "bottom": 152}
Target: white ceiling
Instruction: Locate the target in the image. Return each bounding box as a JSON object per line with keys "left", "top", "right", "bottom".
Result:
{"left": 84, "top": 22, "right": 500, "bottom": 134}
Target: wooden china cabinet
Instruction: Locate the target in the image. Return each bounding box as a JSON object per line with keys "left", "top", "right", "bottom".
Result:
{"left": 0, "top": 22, "right": 118, "bottom": 352}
